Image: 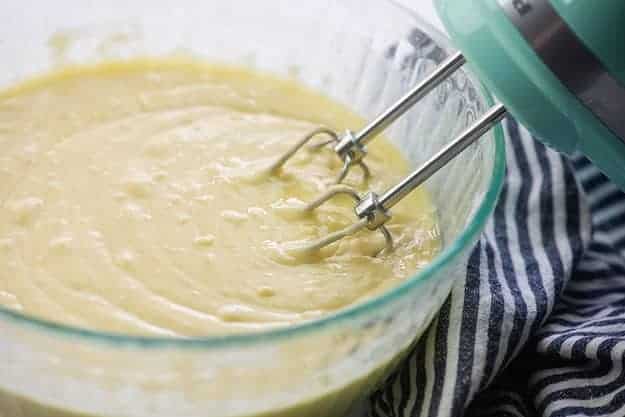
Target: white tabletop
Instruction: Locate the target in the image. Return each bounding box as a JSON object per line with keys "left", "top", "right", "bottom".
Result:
{"left": 395, "top": 0, "right": 445, "bottom": 32}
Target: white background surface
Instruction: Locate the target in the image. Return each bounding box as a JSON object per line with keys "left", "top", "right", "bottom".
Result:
{"left": 395, "top": 0, "right": 445, "bottom": 32}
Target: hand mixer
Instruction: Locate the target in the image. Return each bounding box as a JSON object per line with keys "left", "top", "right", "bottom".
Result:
{"left": 270, "top": 0, "right": 625, "bottom": 253}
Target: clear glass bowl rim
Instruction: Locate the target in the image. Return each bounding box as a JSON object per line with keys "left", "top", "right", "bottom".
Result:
{"left": 0, "top": 1, "right": 506, "bottom": 350}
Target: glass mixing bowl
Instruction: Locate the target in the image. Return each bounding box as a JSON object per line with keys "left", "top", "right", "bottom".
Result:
{"left": 0, "top": 1, "right": 505, "bottom": 416}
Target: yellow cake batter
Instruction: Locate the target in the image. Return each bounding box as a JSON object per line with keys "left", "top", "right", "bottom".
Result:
{"left": 0, "top": 59, "right": 439, "bottom": 337}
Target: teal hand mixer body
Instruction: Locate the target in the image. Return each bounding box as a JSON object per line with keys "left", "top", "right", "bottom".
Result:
{"left": 270, "top": 0, "right": 625, "bottom": 252}
{"left": 440, "top": 0, "right": 625, "bottom": 187}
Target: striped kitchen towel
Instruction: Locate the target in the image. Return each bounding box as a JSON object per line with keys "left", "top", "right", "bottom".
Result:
{"left": 367, "top": 118, "right": 625, "bottom": 417}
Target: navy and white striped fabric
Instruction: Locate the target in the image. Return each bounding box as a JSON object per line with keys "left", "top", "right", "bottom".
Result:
{"left": 367, "top": 118, "right": 625, "bottom": 417}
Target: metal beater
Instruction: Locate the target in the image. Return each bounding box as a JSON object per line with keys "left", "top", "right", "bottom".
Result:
{"left": 271, "top": 0, "right": 625, "bottom": 253}
{"left": 270, "top": 52, "right": 507, "bottom": 254}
